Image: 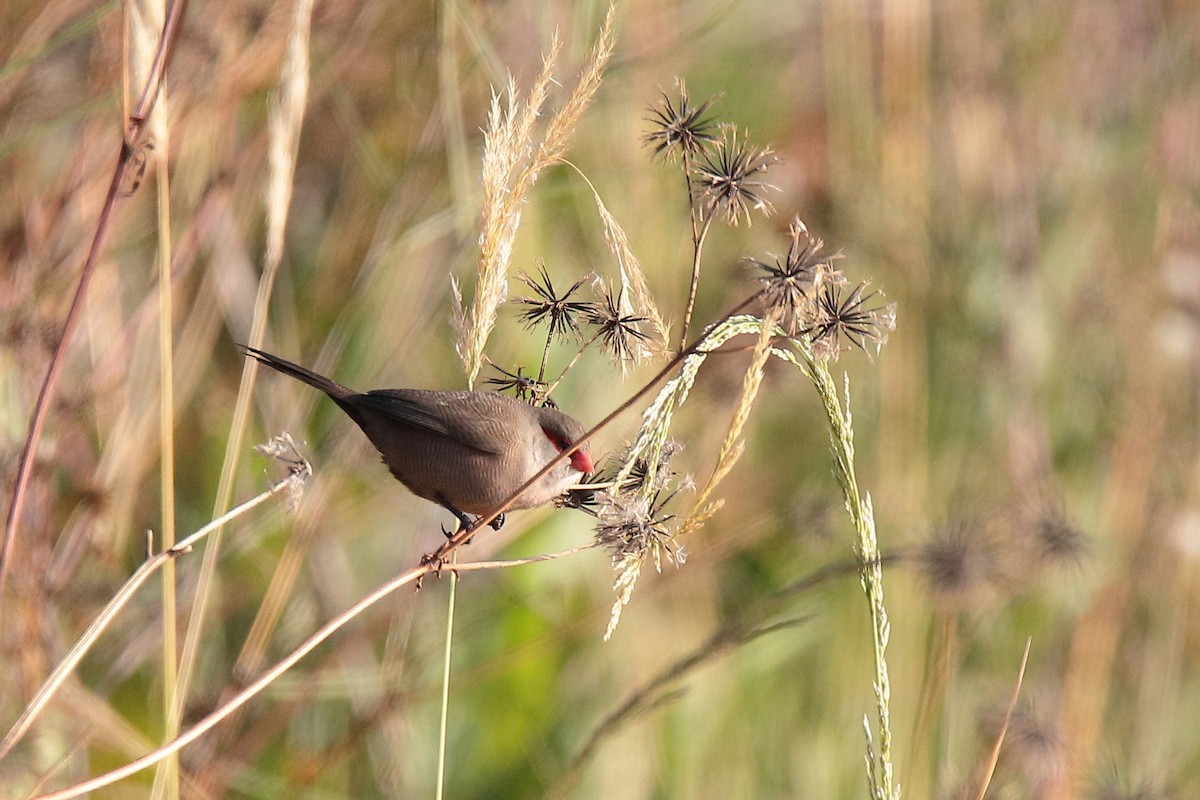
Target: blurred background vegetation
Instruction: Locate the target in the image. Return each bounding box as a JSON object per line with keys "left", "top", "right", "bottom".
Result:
{"left": 2, "top": 0, "right": 1200, "bottom": 797}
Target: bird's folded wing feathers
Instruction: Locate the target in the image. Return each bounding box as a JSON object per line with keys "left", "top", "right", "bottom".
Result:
{"left": 356, "top": 390, "right": 510, "bottom": 455}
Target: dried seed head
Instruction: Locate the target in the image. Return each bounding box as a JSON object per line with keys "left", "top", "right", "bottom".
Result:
{"left": 804, "top": 280, "right": 896, "bottom": 361}
{"left": 594, "top": 490, "right": 683, "bottom": 568}
{"left": 587, "top": 284, "right": 652, "bottom": 366}
{"left": 1029, "top": 501, "right": 1090, "bottom": 567}
{"left": 644, "top": 79, "right": 718, "bottom": 163}
{"left": 752, "top": 217, "right": 841, "bottom": 332}
{"left": 484, "top": 363, "right": 551, "bottom": 405}
{"left": 515, "top": 263, "right": 596, "bottom": 341}
{"left": 694, "top": 126, "right": 778, "bottom": 226}
{"left": 917, "top": 520, "right": 1004, "bottom": 610}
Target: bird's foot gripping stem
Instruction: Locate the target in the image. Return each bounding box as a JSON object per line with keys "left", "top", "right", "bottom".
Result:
{"left": 437, "top": 496, "right": 505, "bottom": 541}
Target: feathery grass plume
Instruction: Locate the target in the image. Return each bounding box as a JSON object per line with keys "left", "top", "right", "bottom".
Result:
{"left": 744, "top": 220, "right": 897, "bottom": 796}
{"left": 454, "top": 5, "right": 617, "bottom": 385}
{"left": 542, "top": 4, "right": 617, "bottom": 159}
{"left": 694, "top": 125, "right": 778, "bottom": 226}
{"left": 645, "top": 79, "right": 717, "bottom": 163}
{"left": 771, "top": 329, "right": 898, "bottom": 800}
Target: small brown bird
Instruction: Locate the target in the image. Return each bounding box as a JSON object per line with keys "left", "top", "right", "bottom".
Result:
{"left": 243, "top": 346, "right": 593, "bottom": 531}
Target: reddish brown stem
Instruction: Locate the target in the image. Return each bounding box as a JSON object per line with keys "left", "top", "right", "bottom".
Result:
{"left": 0, "top": 0, "right": 193, "bottom": 600}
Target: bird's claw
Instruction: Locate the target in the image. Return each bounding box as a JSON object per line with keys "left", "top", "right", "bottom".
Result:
{"left": 420, "top": 551, "right": 447, "bottom": 575}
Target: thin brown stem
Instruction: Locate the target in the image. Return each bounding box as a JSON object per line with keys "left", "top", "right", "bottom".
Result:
{"left": 543, "top": 329, "right": 604, "bottom": 398}
{"left": 0, "top": 468, "right": 303, "bottom": 762}
{"left": 537, "top": 328, "right": 554, "bottom": 383}
{"left": 677, "top": 213, "right": 713, "bottom": 353}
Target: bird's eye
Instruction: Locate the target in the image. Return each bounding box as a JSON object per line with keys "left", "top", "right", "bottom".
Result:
{"left": 542, "top": 427, "right": 568, "bottom": 451}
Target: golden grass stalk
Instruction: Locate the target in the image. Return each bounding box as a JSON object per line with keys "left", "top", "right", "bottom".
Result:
{"left": 972, "top": 639, "right": 1033, "bottom": 800}
{"left": 455, "top": 4, "right": 617, "bottom": 385}
{"left": 677, "top": 309, "right": 780, "bottom": 538}
{"left": 124, "top": 0, "right": 179, "bottom": 794}
{"left": 569, "top": 162, "right": 668, "bottom": 356}
{"left": 170, "top": 0, "right": 315, "bottom": 754}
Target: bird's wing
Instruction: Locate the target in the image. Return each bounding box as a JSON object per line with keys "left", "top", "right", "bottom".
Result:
{"left": 354, "top": 390, "right": 512, "bottom": 456}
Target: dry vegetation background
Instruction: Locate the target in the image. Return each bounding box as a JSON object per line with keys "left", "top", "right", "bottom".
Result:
{"left": 3, "top": 0, "right": 1200, "bottom": 798}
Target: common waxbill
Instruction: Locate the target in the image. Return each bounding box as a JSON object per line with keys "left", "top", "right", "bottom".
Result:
{"left": 242, "top": 346, "right": 593, "bottom": 530}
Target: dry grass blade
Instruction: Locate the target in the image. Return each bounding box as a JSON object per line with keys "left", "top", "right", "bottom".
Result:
{"left": 170, "top": 0, "right": 315, "bottom": 766}
{"left": 539, "top": 4, "right": 617, "bottom": 165}
{"left": 973, "top": 638, "right": 1033, "bottom": 800}
{"left": 0, "top": 463, "right": 306, "bottom": 763}
{"left": 569, "top": 163, "right": 668, "bottom": 353}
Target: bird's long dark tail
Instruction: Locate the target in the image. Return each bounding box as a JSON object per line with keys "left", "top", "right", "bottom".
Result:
{"left": 240, "top": 345, "right": 355, "bottom": 400}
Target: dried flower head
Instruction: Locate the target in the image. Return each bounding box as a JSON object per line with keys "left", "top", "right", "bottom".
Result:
{"left": 644, "top": 80, "right": 717, "bottom": 163}
{"left": 254, "top": 433, "right": 313, "bottom": 511}
{"left": 484, "top": 363, "right": 550, "bottom": 405}
{"left": 804, "top": 281, "right": 896, "bottom": 361}
{"left": 1029, "top": 501, "right": 1090, "bottom": 567}
{"left": 587, "top": 284, "right": 652, "bottom": 366}
{"left": 598, "top": 488, "right": 687, "bottom": 640}
{"left": 611, "top": 440, "right": 683, "bottom": 495}
{"left": 515, "top": 263, "right": 595, "bottom": 341}
{"left": 694, "top": 126, "right": 777, "bottom": 225}
{"left": 594, "top": 490, "right": 683, "bottom": 567}
{"left": 1088, "top": 770, "right": 1167, "bottom": 800}
{"left": 753, "top": 217, "right": 842, "bottom": 332}
{"left": 917, "top": 520, "right": 1003, "bottom": 610}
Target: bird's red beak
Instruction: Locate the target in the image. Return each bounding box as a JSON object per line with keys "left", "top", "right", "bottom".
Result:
{"left": 570, "top": 449, "right": 594, "bottom": 475}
